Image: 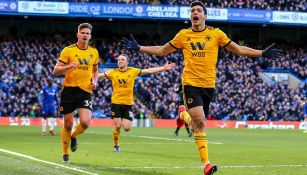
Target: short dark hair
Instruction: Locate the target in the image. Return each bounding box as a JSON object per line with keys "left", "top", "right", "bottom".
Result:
{"left": 190, "top": 1, "right": 207, "bottom": 15}
{"left": 119, "top": 54, "right": 129, "bottom": 62}
{"left": 78, "top": 23, "right": 92, "bottom": 32}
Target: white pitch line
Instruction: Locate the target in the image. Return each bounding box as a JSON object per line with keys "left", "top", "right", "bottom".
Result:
{"left": 102, "top": 164, "right": 307, "bottom": 169}
{"left": 88, "top": 131, "right": 223, "bottom": 145}
{"left": 0, "top": 148, "right": 98, "bottom": 175}
{"left": 11, "top": 142, "right": 193, "bottom": 145}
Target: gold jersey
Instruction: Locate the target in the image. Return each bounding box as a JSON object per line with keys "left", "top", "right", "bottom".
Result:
{"left": 105, "top": 67, "right": 141, "bottom": 105}
{"left": 169, "top": 26, "right": 231, "bottom": 88}
{"left": 59, "top": 44, "right": 99, "bottom": 93}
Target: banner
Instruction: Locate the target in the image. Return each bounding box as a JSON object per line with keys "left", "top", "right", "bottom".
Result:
{"left": 69, "top": 2, "right": 102, "bottom": 16}
{"left": 272, "top": 11, "right": 307, "bottom": 24}
{"left": 0, "top": 117, "right": 304, "bottom": 129}
{"left": 18, "top": 1, "right": 69, "bottom": 14}
{"left": 0, "top": 1, "right": 306, "bottom": 25}
{"left": 228, "top": 8, "right": 271, "bottom": 23}
{"left": 180, "top": 7, "right": 227, "bottom": 21}
{"left": 0, "top": 1, "right": 17, "bottom": 12}
{"left": 140, "top": 5, "right": 179, "bottom": 18}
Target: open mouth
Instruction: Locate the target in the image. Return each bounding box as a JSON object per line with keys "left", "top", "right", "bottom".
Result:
{"left": 192, "top": 16, "right": 199, "bottom": 23}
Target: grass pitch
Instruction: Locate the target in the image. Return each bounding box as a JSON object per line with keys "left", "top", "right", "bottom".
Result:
{"left": 0, "top": 126, "right": 306, "bottom": 175}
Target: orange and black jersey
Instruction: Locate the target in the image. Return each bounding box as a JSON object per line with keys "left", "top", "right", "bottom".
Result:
{"left": 104, "top": 67, "right": 141, "bottom": 105}
{"left": 169, "top": 26, "right": 231, "bottom": 88}
{"left": 59, "top": 44, "right": 99, "bottom": 93}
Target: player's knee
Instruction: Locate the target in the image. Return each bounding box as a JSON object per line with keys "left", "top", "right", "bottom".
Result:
{"left": 64, "top": 123, "right": 73, "bottom": 131}
{"left": 114, "top": 126, "right": 121, "bottom": 131}
{"left": 193, "top": 118, "right": 205, "bottom": 130}
{"left": 80, "top": 121, "right": 90, "bottom": 129}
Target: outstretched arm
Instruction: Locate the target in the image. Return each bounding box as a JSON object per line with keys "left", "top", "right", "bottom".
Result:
{"left": 122, "top": 34, "right": 176, "bottom": 56}
{"left": 140, "top": 62, "right": 175, "bottom": 75}
{"left": 225, "top": 42, "right": 283, "bottom": 58}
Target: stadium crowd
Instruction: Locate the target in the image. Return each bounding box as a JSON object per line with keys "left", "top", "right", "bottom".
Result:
{"left": 0, "top": 36, "right": 306, "bottom": 121}
{"left": 24, "top": 0, "right": 306, "bottom": 12}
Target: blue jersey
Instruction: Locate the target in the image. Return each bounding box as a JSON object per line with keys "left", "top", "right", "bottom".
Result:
{"left": 40, "top": 85, "right": 59, "bottom": 117}
{"left": 39, "top": 85, "right": 59, "bottom": 106}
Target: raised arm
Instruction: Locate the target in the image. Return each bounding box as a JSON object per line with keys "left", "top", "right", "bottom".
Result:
{"left": 140, "top": 61, "right": 175, "bottom": 75}
{"left": 121, "top": 34, "right": 176, "bottom": 56}
{"left": 52, "top": 61, "right": 78, "bottom": 75}
{"left": 225, "top": 42, "right": 283, "bottom": 58}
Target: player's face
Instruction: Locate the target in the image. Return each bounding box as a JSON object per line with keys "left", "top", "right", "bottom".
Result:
{"left": 47, "top": 79, "right": 53, "bottom": 86}
{"left": 117, "top": 55, "right": 128, "bottom": 68}
{"left": 77, "top": 28, "right": 91, "bottom": 45}
{"left": 190, "top": 5, "right": 206, "bottom": 27}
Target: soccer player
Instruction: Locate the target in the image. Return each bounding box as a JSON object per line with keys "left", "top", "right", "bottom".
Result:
{"left": 174, "top": 116, "right": 192, "bottom": 137}
{"left": 99, "top": 54, "right": 175, "bottom": 152}
{"left": 121, "top": 1, "right": 283, "bottom": 174}
{"left": 174, "top": 87, "right": 192, "bottom": 137}
{"left": 39, "top": 77, "right": 59, "bottom": 136}
{"left": 53, "top": 23, "right": 99, "bottom": 162}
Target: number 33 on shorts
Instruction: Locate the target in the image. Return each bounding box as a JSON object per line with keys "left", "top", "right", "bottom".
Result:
{"left": 84, "top": 100, "right": 92, "bottom": 110}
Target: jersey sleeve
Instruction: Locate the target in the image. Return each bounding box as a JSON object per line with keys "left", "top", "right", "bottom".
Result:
{"left": 105, "top": 69, "right": 113, "bottom": 79}
{"left": 59, "top": 47, "right": 70, "bottom": 64}
{"left": 169, "top": 30, "right": 184, "bottom": 49}
{"left": 132, "top": 68, "right": 142, "bottom": 77}
{"left": 216, "top": 29, "right": 231, "bottom": 47}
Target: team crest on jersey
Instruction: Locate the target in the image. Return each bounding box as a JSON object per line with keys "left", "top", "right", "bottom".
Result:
{"left": 187, "top": 98, "right": 193, "bottom": 104}
{"left": 205, "top": 35, "right": 212, "bottom": 41}
{"left": 111, "top": 112, "right": 115, "bottom": 116}
{"left": 74, "top": 54, "right": 78, "bottom": 57}
{"left": 78, "top": 58, "right": 89, "bottom": 65}
{"left": 186, "top": 37, "right": 191, "bottom": 41}
{"left": 60, "top": 107, "right": 63, "bottom": 111}
{"left": 89, "top": 54, "right": 94, "bottom": 59}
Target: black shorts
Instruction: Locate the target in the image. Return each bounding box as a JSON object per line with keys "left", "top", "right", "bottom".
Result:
{"left": 59, "top": 87, "right": 92, "bottom": 114}
{"left": 182, "top": 85, "right": 214, "bottom": 117}
{"left": 111, "top": 104, "right": 133, "bottom": 121}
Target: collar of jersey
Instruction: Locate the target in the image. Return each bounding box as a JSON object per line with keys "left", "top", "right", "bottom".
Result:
{"left": 75, "top": 43, "right": 88, "bottom": 50}
{"left": 118, "top": 68, "right": 128, "bottom": 72}
{"left": 191, "top": 26, "right": 207, "bottom": 32}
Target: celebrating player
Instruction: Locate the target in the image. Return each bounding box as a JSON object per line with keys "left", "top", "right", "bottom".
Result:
{"left": 99, "top": 54, "right": 175, "bottom": 152}
{"left": 122, "top": 1, "right": 283, "bottom": 174}
{"left": 53, "top": 23, "right": 99, "bottom": 162}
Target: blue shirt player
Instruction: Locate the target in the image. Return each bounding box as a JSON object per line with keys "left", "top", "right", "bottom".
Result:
{"left": 39, "top": 78, "right": 59, "bottom": 136}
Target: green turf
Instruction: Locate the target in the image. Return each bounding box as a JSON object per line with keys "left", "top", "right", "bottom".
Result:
{"left": 0, "top": 126, "right": 306, "bottom": 175}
